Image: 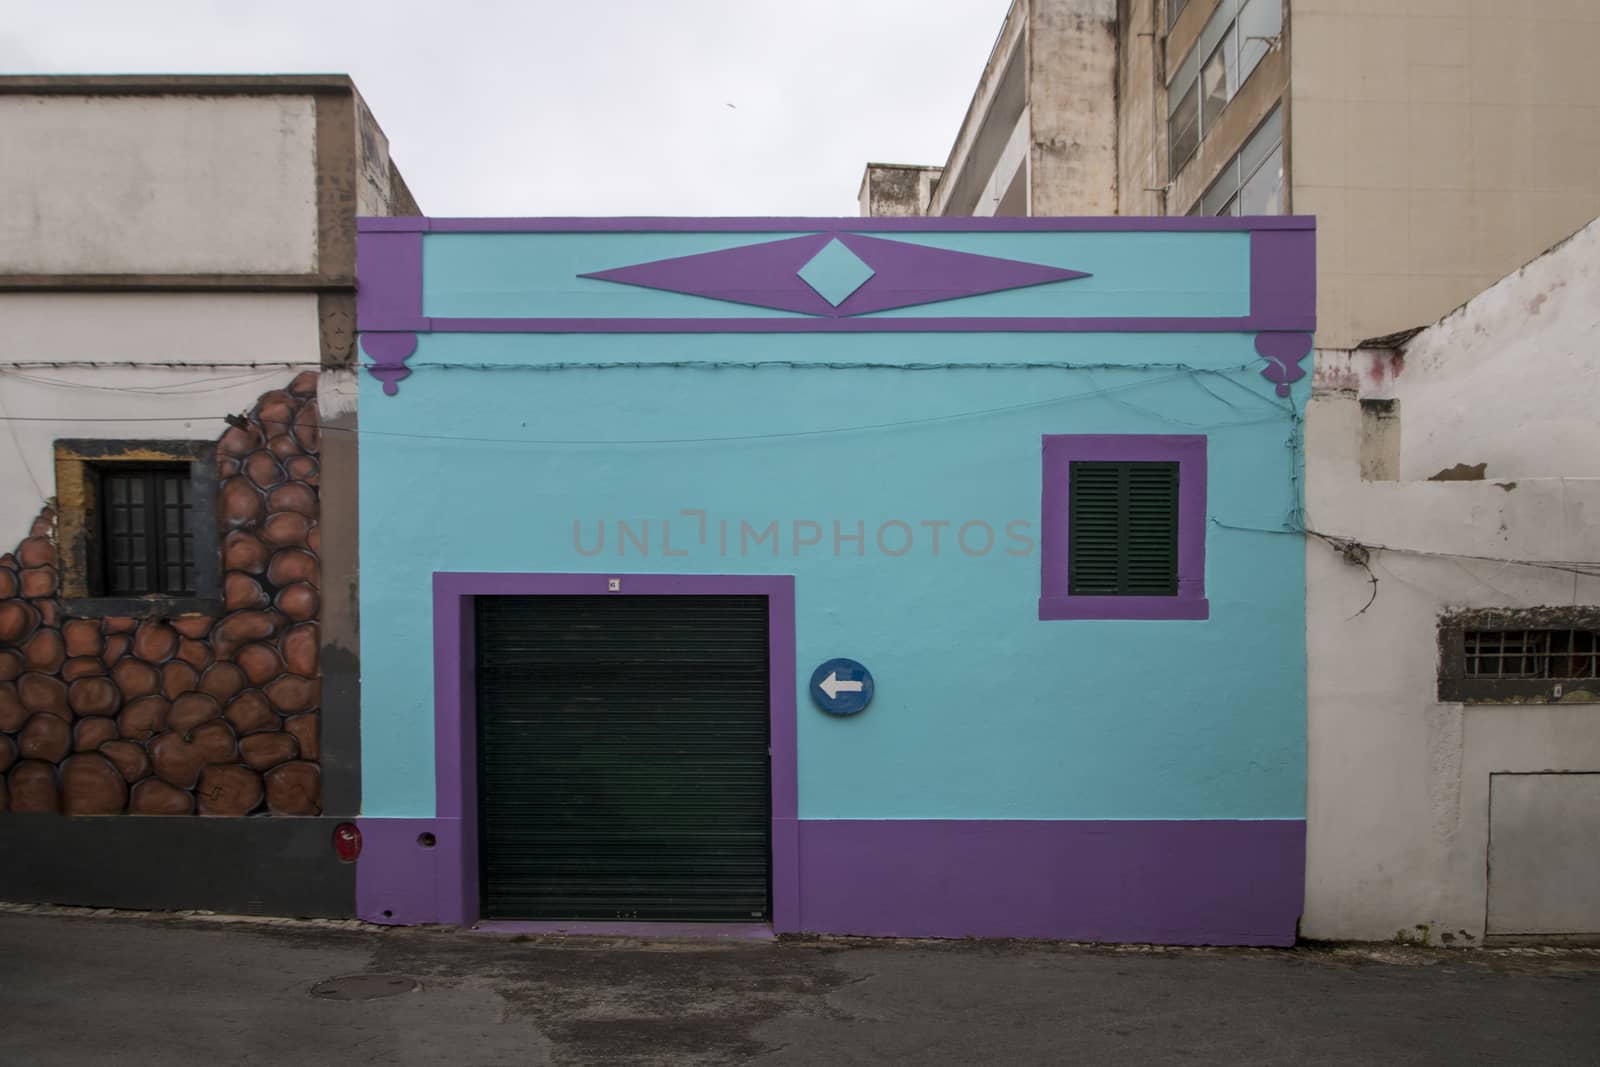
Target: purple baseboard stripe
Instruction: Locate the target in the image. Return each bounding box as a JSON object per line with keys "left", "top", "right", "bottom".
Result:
{"left": 796, "top": 819, "right": 1305, "bottom": 946}
{"left": 355, "top": 817, "right": 465, "bottom": 926}
{"left": 471, "top": 921, "right": 774, "bottom": 940}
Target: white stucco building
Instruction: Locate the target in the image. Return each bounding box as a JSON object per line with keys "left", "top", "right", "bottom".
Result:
{"left": 1303, "top": 216, "right": 1600, "bottom": 944}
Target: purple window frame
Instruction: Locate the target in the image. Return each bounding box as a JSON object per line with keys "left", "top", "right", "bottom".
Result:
{"left": 1039, "top": 434, "right": 1209, "bottom": 621}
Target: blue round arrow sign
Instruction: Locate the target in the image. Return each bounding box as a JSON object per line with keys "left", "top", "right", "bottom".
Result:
{"left": 809, "top": 658, "right": 874, "bottom": 716}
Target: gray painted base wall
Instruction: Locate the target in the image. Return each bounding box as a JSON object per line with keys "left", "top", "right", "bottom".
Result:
{"left": 0, "top": 816, "right": 355, "bottom": 918}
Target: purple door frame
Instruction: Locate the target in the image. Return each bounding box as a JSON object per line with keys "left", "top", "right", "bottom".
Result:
{"left": 429, "top": 571, "right": 799, "bottom": 930}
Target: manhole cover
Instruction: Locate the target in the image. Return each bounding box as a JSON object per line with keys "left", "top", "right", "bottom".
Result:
{"left": 310, "top": 974, "right": 420, "bottom": 1001}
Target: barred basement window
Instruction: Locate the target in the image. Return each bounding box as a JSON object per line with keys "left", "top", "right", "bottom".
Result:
{"left": 97, "top": 465, "right": 197, "bottom": 596}
{"left": 1465, "top": 630, "right": 1600, "bottom": 680}
{"left": 1068, "top": 461, "right": 1179, "bottom": 596}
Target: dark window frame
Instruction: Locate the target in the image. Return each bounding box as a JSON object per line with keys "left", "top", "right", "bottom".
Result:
{"left": 1067, "top": 460, "right": 1181, "bottom": 597}
{"left": 94, "top": 463, "right": 198, "bottom": 597}
{"left": 53, "top": 438, "right": 221, "bottom": 618}
{"left": 1439, "top": 608, "right": 1600, "bottom": 703}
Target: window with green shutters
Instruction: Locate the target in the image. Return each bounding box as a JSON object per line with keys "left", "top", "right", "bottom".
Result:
{"left": 1068, "top": 461, "right": 1180, "bottom": 596}
{"left": 1039, "top": 434, "right": 1208, "bottom": 621}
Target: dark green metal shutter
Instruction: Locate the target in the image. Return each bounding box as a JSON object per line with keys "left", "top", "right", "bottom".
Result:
{"left": 475, "top": 595, "right": 771, "bottom": 921}
{"left": 1069, "top": 461, "right": 1179, "bottom": 596}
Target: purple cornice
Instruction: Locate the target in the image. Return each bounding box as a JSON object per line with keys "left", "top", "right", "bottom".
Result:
{"left": 358, "top": 216, "right": 1315, "bottom": 234}
{"left": 415, "top": 314, "right": 1305, "bottom": 334}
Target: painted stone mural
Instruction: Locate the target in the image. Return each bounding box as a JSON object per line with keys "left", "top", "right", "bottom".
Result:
{"left": 0, "top": 373, "right": 323, "bottom": 816}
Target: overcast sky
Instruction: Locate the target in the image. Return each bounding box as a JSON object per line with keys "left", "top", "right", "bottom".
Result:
{"left": 2, "top": 0, "right": 1011, "bottom": 216}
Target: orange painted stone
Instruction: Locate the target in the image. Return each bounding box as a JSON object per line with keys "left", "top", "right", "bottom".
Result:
{"left": 267, "top": 548, "right": 318, "bottom": 589}
{"left": 256, "top": 392, "right": 296, "bottom": 438}
{"left": 267, "top": 434, "right": 300, "bottom": 460}
{"left": 190, "top": 719, "right": 238, "bottom": 763}
{"left": 17, "top": 536, "right": 56, "bottom": 568}
{"left": 307, "top": 523, "right": 321, "bottom": 554}
{"left": 197, "top": 764, "right": 262, "bottom": 816}
{"left": 176, "top": 637, "right": 213, "bottom": 671}
{"left": 62, "top": 656, "right": 106, "bottom": 682}
{"left": 111, "top": 658, "right": 161, "bottom": 699}
{"left": 149, "top": 730, "right": 206, "bottom": 789}
{"left": 63, "top": 618, "right": 103, "bottom": 657}
{"left": 224, "top": 689, "right": 279, "bottom": 735}
{"left": 130, "top": 777, "right": 192, "bottom": 815}
{"left": 99, "top": 739, "right": 151, "bottom": 783}
{"left": 102, "top": 616, "right": 138, "bottom": 634}
{"left": 219, "top": 456, "right": 240, "bottom": 478}
{"left": 280, "top": 622, "right": 319, "bottom": 677}
{"left": 218, "top": 477, "right": 265, "bottom": 528}
{"left": 18, "top": 672, "right": 71, "bottom": 720}
{"left": 265, "top": 760, "right": 320, "bottom": 815}
{"left": 23, "top": 628, "right": 65, "bottom": 673}
{"left": 212, "top": 610, "right": 278, "bottom": 657}
{"left": 223, "top": 531, "right": 271, "bottom": 575}
{"left": 236, "top": 642, "right": 284, "bottom": 687}
{"left": 264, "top": 674, "right": 319, "bottom": 714}
{"left": 0, "top": 682, "right": 25, "bottom": 731}
{"left": 284, "top": 713, "right": 319, "bottom": 761}
{"left": 161, "top": 659, "right": 199, "bottom": 700}
{"left": 224, "top": 571, "right": 269, "bottom": 612}
{"left": 239, "top": 731, "right": 298, "bottom": 771}
{"left": 0, "top": 569, "right": 16, "bottom": 599}
{"left": 260, "top": 510, "right": 311, "bottom": 548}
{"left": 0, "top": 599, "right": 40, "bottom": 643}
{"left": 132, "top": 620, "right": 178, "bottom": 663}
{"left": 168, "top": 691, "right": 221, "bottom": 734}
{"left": 285, "top": 455, "right": 319, "bottom": 485}
{"left": 199, "top": 662, "right": 248, "bottom": 704}
{"left": 38, "top": 600, "right": 60, "bottom": 628}
{"left": 102, "top": 633, "right": 131, "bottom": 666}
{"left": 73, "top": 716, "right": 120, "bottom": 753}
{"left": 288, "top": 370, "right": 320, "bottom": 397}
{"left": 170, "top": 614, "right": 214, "bottom": 639}
{"left": 267, "top": 482, "right": 318, "bottom": 520}
{"left": 20, "top": 713, "right": 71, "bottom": 763}
{"left": 292, "top": 401, "right": 320, "bottom": 452}
{"left": 61, "top": 753, "right": 127, "bottom": 815}
{"left": 67, "top": 676, "right": 120, "bottom": 717}
{"left": 0, "top": 649, "right": 22, "bottom": 681}
{"left": 9, "top": 760, "right": 60, "bottom": 813}
{"left": 20, "top": 566, "right": 57, "bottom": 598}
{"left": 218, "top": 424, "right": 263, "bottom": 458}
{"left": 117, "top": 695, "right": 169, "bottom": 741}
{"left": 244, "top": 450, "right": 286, "bottom": 490}
{"left": 276, "top": 582, "right": 319, "bottom": 622}
{"left": 0, "top": 734, "right": 14, "bottom": 774}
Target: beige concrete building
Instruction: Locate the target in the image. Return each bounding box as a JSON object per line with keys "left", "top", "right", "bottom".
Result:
{"left": 860, "top": 0, "right": 1600, "bottom": 348}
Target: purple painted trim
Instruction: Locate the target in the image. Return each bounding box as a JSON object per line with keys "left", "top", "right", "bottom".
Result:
{"left": 579, "top": 232, "right": 1089, "bottom": 318}
{"left": 471, "top": 921, "right": 775, "bottom": 940}
{"left": 356, "top": 230, "right": 423, "bottom": 323}
{"left": 355, "top": 816, "right": 465, "bottom": 926}
{"left": 419, "top": 571, "right": 798, "bottom": 930}
{"left": 416, "top": 314, "right": 1310, "bottom": 334}
{"left": 1255, "top": 333, "right": 1314, "bottom": 397}
{"left": 1039, "top": 434, "right": 1209, "bottom": 621}
{"left": 358, "top": 332, "right": 418, "bottom": 395}
{"left": 1249, "top": 229, "right": 1317, "bottom": 326}
{"left": 796, "top": 819, "right": 1305, "bottom": 945}
{"left": 358, "top": 216, "right": 1316, "bottom": 234}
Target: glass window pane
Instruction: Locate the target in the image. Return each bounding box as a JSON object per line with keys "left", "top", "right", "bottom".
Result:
{"left": 1240, "top": 105, "right": 1283, "bottom": 178}
{"left": 1239, "top": 143, "right": 1284, "bottom": 215}
{"left": 1168, "top": 0, "right": 1190, "bottom": 30}
{"left": 1168, "top": 84, "right": 1200, "bottom": 176}
{"left": 1199, "top": 157, "right": 1241, "bottom": 216}
{"left": 1238, "top": 0, "right": 1282, "bottom": 86}
{"left": 1200, "top": 38, "right": 1229, "bottom": 136}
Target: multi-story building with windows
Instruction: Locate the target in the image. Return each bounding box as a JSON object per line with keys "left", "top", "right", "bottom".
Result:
{"left": 860, "top": 0, "right": 1600, "bottom": 348}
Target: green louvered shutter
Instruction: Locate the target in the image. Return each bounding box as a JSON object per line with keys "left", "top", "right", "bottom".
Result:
{"left": 475, "top": 595, "right": 771, "bottom": 922}
{"left": 1068, "top": 461, "right": 1179, "bottom": 596}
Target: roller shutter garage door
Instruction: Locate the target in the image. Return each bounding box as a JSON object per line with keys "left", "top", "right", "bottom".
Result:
{"left": 476, "top": 595, "right": 771, "bottom": 921}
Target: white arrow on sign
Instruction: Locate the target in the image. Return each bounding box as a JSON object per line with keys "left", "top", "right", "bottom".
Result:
{"left": 819, "top": 672, "right": 865, "bottom": 700}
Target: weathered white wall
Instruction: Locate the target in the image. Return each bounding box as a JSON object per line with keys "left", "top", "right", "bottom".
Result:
{"left": 0, "top": 292, "right": 322, "bottom": 544}
{"left": 0, "top": 94, "right": 319, "bottom": 275}
{"left": 1304, "top": 219, "right": 1600, "bottom": 942}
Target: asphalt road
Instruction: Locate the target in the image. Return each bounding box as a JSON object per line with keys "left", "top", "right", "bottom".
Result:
{"left": 3, "top": 907, "right": 1599, "bottom": 1065}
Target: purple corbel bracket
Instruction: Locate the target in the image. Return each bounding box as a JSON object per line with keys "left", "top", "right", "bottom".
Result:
{"left": 1255, "top": 332, "right": 1314, "bottom": 397}
{"left": 360, "top": 332, "right": 419, "bottom": 396}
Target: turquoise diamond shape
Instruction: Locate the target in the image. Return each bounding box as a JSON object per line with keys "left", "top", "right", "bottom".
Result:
{"left": 796, "top": 238, "right": 875, "bottom": 307}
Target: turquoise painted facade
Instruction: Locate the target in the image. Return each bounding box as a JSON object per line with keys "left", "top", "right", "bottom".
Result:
{"left": 354, "top": 218, "right": 1314, "bottom": 943}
